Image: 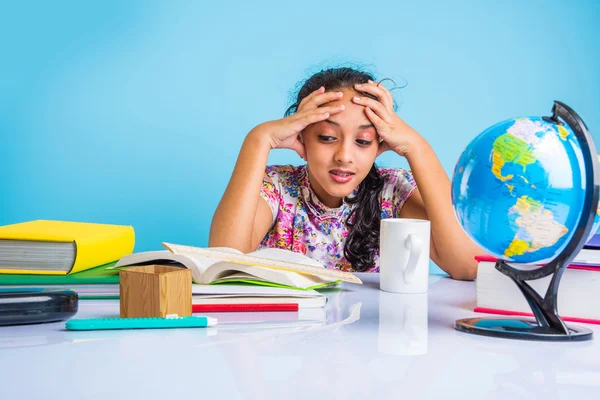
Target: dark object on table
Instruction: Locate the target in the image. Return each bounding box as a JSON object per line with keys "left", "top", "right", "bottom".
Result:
{"left": 0, "top": 289, "right": 78, "bottom": 326}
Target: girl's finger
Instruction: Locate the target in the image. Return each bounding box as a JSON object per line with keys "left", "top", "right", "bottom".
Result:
{"left": 376, "top": 140, "right": 390, "bottom": 157}
{"left": 290, "top": 141, "right": 306, "bottom": 160}
{"left": 293, "top": 104, "right": 344, "bottom": 120}
{"left": 351, "top": 96, "right": 392, "bottom": 123}
{"left": 364, "top": 107, "right": 387, "bottom": 133}
{"left": 369, "top": 80, "right": 394, "bottom": 107}
{"left": 299, "top": 90, "right": 344, "bottom": 112}
{"left": 355, "top": 82, "right": 393, "bottom": 110}
{"left": 289, "top": 110, "right": 331, "bottom": 133}
{"left": 297, "top": 86, "right": 325, "bottom": 110}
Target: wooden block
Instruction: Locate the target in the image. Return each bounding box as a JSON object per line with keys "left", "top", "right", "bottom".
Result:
{"left": 119, "top": 265, "right": 192, "bottom": 318}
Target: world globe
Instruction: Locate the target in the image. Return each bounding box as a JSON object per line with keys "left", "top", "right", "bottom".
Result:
{"left": 452, "top": 116, "right": 600, "bottom": 265}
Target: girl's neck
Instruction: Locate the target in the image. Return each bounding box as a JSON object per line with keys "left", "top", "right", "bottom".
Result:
{"left": 306, "top": 167, "right": 344, "bottom": 208}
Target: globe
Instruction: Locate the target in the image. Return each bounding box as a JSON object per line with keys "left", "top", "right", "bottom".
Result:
{"left": 452, "top": 116, "right": 600, "bottom": 265}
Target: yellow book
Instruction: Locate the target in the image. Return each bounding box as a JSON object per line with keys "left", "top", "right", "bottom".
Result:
{"left": 0, "top": 220, "right": 135, "bottom": 275}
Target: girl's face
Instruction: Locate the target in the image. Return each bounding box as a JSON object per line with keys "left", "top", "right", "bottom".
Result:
{"left": 302, "top": 88, "right": 379, "bottom": 208}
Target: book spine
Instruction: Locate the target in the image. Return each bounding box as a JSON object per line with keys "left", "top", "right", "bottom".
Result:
{"left": 71, "top": 227, "right": 135, "bottom": 274}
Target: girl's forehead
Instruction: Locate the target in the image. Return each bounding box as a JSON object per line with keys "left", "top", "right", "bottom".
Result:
{"left": 322, "top": 88, "right": 359, "bottom": 105}
{"left": 321, "top": 90, "right": 373, "bottom": 128}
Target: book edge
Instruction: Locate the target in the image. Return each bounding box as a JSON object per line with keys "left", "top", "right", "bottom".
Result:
{"left": 473, "top": 307, "right": 600, "bottom": 326}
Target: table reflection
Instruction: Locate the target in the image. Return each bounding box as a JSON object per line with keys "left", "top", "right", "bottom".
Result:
{"left": 378, "top": 291, "right": 428, "bottom": 356}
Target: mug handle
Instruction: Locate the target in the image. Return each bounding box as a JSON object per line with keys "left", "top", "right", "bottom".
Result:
{"left": 403, "top": 234, "right": 423, "bottom": 284}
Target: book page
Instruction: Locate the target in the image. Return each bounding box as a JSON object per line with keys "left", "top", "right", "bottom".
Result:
{"left": 248, "top": 248, "right": 324, "bottom": 268}
{"left": 248, "top": 248, "right": 335, "bottom": 283}
{"left": 162, "top": 242, "right": 362, "bottom": 284}
{"left": 114, "top": 251, "right": 204, "bottom": 283}
{"left": 115, "top": 251, "right": 180, "bottom": 267}
{"left": 117, "top": 247, "right": 246, "bottom": 283}
{"left": 185, "top": 247, "right": 246, "bottom": 280}
{"left": 207, "top": 268, "right": 333, "bottom": 290}
{"left": 202, "top": 262, "right": 330, "bottom": 288}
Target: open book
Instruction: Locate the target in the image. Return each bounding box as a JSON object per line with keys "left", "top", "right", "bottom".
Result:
{"left": 114, "top": 243, "right": 362, "bottom": 290}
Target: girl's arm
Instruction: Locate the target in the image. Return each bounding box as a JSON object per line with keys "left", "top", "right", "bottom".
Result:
{"left": 351, "top": 81, "right": 482, "bottom": 280}
{"left": 209, "top": 88, "right": 345, "bottom": 252}
{"left": 208, "top": 130, "right": 274, "bottom": 252}
{"left": 399, "top": 139, "right": 482, "bottom": 280}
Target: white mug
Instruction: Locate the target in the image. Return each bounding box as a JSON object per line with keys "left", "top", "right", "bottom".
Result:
{"left": 378, "top": 291, "right": 428, "bottom": 355}
{"left": 380, "top": 218, "right": 430, "bottom": 294}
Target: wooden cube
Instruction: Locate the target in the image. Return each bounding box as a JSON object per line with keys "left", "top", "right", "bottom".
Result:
{"left": 119, "top": 265, "right": 192, "bottom": 318}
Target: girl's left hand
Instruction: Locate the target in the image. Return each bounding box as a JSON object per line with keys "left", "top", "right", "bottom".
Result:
{"left": 352, "top": 81, "right": 426, "bottom": 157}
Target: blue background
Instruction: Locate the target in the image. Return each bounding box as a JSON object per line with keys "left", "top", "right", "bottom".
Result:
{"left": 2, "top": 1, "right": 599, "bottom": 274}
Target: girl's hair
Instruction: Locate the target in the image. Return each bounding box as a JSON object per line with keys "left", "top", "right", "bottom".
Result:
{"left": 285, "top": 67, "right": 386, "bottom": 272}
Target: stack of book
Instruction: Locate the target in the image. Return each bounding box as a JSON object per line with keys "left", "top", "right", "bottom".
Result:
{"left": 475, "top": 236, "right": 600, "bottom": 325}
{"left": 111, "top": 243, "right": 359, "bottom": 308}
{"left": 0, "top": 221, "right": 359, "bottom": 310}
{"left": 0, "top": 220, "right": 135, "bottom": 298}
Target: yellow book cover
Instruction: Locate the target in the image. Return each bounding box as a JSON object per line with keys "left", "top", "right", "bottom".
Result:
{"left": 0, "top": 220, "right": 135, "bottom": 275}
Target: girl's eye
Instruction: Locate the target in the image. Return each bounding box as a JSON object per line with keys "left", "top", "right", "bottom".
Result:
{"left": 356, "top": 139, "right": 372, "bottom": 146}
{"left": 318, "top": 135, "right": 336, "bottom": 142}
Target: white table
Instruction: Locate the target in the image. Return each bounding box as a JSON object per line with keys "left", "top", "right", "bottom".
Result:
{"left": 1, "top": 274, "right": 599, "bottom": 399}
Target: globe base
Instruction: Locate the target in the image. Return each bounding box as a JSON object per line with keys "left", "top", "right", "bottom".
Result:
{"left": 455, "top": 317, "right": 593, "bottom": 342}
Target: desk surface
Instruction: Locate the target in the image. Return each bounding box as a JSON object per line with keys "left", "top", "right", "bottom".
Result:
{"left": 1, "top": 274, "right": 599, "bottom": 399}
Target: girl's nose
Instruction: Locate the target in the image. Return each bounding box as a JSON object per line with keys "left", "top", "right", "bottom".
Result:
{"left": 334, "top": 140, "right": 353, "bottom": 164}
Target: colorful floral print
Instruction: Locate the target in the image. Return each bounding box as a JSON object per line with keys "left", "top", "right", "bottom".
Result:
{"left": 259, "top": 165, "right": 416, "bottom": 272}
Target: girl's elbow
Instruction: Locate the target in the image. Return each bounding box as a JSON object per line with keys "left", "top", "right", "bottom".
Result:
{"left": 434, "top": 249, "right": 478, "bottom": 281}
{"left": 449, "top": 268, "right": 477, "bottom": 281}
{"left": 448, "top": 260, "right": 478, "bottom": 281}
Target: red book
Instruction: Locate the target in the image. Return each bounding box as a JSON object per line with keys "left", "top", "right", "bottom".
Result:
{"left": 192, "top": 303, "right": 299, "bottom": 313}
{"left": 474, "top": 255, "right": 600, "bottom": 325}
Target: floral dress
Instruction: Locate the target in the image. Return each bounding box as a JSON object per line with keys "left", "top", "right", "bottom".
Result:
{"left": 259, "top": 164, "right": 417, "bottom": 272}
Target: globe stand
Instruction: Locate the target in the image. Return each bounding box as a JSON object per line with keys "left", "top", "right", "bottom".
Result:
{"left": 455, "top": 101, "right": 600, "bottom": 342}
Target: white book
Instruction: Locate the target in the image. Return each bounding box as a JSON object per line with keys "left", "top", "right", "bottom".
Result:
{"left": 190, "top": 284, "right": 328, "bottom": 308}
{"left": 476, "top": 258, "right": 600, "bottom": 323}
{"left": 571, "top": 248, "right": 600, "bottom": 265}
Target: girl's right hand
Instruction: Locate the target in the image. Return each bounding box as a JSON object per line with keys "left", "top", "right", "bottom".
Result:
{"left": 254, "top": 87, "right": 345, "bottom": 159}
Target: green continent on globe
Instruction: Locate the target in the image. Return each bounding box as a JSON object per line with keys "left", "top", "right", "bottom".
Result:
{"left": 504, "top": 196, "right": 569, "bottom": 258}
{"left": 452, "top": 116, "right": 600, "bottom": 264}
{"left": 491, "top": 133, "right": 536, "bottom": 182}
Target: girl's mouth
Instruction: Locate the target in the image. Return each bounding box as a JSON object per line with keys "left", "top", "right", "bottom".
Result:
{"left": 329, "top": 170, "right": 355, "bottom": 183}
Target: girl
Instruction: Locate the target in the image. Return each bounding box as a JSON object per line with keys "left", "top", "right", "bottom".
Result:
{"left": 209, "top": 67, "right": 480, "bottom": 280}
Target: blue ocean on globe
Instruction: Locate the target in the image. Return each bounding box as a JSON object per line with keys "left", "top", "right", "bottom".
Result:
{"left": 452, "top": 116, "right": 600, "bottom": 265}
